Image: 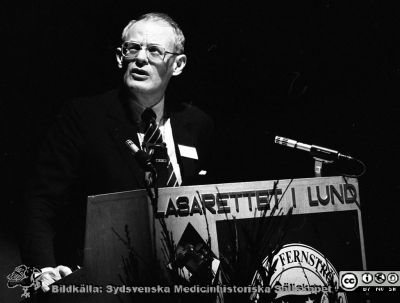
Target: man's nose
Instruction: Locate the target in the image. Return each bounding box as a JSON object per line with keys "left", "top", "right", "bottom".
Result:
{"left": 135, "top": 48, "right": 149, "bottom": 65}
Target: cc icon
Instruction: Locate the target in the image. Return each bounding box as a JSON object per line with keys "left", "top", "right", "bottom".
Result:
{"left": 341, "top": 273, "right": 358, "bottom": 290}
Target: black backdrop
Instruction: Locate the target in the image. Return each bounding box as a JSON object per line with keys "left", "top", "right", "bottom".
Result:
{"left": 2, "top": 0, "right": 400, "bottom": 279}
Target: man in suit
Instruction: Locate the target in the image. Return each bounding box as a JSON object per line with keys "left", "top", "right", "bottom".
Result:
{"left": 20, "top": 12, "right": 214, "bottom": 291}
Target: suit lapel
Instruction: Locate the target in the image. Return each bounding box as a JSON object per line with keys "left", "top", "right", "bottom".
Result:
{"left": 170, "top": 113, "right": 197, "bottom": 184}
{"left": 106, "top": 92, "right": 145, "bottom": 188}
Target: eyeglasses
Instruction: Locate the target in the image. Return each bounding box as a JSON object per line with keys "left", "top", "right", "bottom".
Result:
{"left": 121, "top": 41, "right": 181, "bottom": 63}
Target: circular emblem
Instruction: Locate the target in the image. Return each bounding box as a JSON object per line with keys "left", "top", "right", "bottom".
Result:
{"left": 251, "top": 243, "right": 347, "bottom": 302}
{"left": 387, "top": 273, "right": 399, "bottom": 284}
{"left": 362, "top": 273, "right": 373, "bottom": 284}
{"left": 374, "top": 273, "right": 386, "bottom": 284}
{"left": 341, "top": 273, "right": 358, "bottom": 290}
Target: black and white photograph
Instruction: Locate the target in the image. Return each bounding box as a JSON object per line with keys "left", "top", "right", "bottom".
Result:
{"left": 1, "top": 1, "right": 400, "bottom": 302}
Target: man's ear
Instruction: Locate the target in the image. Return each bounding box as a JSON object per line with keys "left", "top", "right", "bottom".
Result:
{"left": 116, "top": 47, "right": 123, "bottom": 69}
{"left": 172, "top": 54, "right": 187, "bottom": 76}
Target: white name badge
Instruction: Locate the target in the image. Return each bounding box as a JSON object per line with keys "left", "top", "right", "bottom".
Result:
{"left": 178, "top": 145, "right": 198, "bottom": 160}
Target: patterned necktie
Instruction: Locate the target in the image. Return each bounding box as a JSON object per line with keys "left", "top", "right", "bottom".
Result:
{"left": 141, "top": 108, "right": 179, "bottom": 187}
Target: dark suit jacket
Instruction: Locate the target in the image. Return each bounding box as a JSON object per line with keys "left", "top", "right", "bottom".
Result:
{"left": 21, "top": 88, "right": 214, "bottom": 268}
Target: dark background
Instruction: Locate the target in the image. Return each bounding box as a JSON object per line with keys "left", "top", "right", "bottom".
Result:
{"left": 1, "top": 0, "right": 400, "bottom": 301}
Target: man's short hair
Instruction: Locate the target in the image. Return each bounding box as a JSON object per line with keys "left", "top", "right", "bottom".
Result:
{"left": 121, "top": 12, "right": 185, "bottom": 54}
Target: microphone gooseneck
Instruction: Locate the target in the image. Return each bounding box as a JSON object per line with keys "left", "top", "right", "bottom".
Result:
{"left": 125, "top": 139, "right": 157, "bottom": 179}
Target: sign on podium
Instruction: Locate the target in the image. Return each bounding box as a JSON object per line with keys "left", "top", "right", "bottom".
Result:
{"left": 38, "top": 176, "right": 365, "bottom": 303}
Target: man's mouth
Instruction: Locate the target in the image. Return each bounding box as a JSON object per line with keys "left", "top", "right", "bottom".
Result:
{"left": 130, "top": 68, "right": 149, "bottom": 80}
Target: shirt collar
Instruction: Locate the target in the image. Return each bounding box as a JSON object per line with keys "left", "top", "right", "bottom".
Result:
{"left": 130, "top": 97, "right": 165, "bottom": 125}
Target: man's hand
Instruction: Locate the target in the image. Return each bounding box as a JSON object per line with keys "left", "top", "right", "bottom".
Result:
{"left": 36, "top": 265, "right": 73, "bottom": 292}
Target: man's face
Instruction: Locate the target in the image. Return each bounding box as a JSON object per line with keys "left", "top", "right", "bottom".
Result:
{"left": 119, "top": 20, "right": 178, "bottom": 98}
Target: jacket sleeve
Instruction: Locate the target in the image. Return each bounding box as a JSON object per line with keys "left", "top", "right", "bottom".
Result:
{"left": 20, "top": 100, "right": 85, "bottom": 268}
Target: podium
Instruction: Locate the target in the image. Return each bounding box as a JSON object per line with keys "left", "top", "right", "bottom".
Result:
{"left": 37, "top": 176, "right": 366, "bottom": 303}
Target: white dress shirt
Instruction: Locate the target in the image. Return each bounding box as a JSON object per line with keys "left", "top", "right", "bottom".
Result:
{"left": 129, "top": 98, "right": 182, "bottom": 185}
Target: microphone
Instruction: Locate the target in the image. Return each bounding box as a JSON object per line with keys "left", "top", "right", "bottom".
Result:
{"left": 274, "top": 136, "right": 353, "bottom": 161}
{"left": 125, "top": 139, "right": 157, "bottom": 176}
